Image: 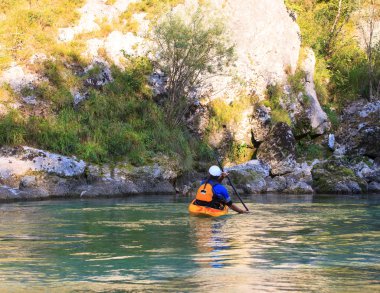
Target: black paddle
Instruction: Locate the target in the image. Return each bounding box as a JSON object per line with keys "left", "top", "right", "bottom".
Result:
{"left": 215, "top": 155, "right": 249, "bottom": 212}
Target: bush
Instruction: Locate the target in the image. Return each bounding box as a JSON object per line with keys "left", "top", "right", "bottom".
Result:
{"left": 271, "top": 108, "right": 291, "bottom": 126}
{"left": 209, "top": 94, "right": 256, "bottom": 129}
{"left": 152, "top": 5, "right": 234, "bottom": 125}
{"left": 0, "top": 110, "right": 26, "bottom": 145}
{"left": 322, "top": 105, "right": 340, "bottom": 130}
{"left": 296, "top": 141, "right": 326, "bottom": 161}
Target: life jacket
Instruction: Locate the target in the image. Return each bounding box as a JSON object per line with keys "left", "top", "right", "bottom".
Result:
{"left": 194, "top": 180, "right": 224, "bottom": 210}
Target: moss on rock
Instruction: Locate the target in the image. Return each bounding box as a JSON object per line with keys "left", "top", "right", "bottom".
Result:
{"left": 312, "top": 159, "right": 368, "bottom": 194}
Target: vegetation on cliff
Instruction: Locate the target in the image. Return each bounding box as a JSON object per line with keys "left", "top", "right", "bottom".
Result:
{"left": 0, "top": 0, "right": 378, "bottom": 170}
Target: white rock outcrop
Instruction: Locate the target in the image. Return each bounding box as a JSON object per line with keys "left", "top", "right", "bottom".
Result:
{"left": 300, "top": 48, "right": 330, "bottom": 134}
{"left": 0, "top": 147, "right": 86, "bottom": 180}
{"left": 203, "top": 0, "right": 301, "bottom": 99}
{"left": 58, "top": 0, "right": 139, "bottom": 42}
{"left": 0, "top": 64, "right": 40, "bottom": 92}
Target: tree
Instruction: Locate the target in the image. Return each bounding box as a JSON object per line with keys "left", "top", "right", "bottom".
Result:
{"left": 358, "top": 0, "right": 380, "bottom": 99}
{"left": 152, "top": 7, "right": 234, "bottom": 126}
{"left": 324, "top": 0, "right": 358, "bottom": 57}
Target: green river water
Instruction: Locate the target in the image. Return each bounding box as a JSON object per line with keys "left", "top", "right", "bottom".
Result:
{"left": 0, "top": 194, "right": 379, "bottom": 292}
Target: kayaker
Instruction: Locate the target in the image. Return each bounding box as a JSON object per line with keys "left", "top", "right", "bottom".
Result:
{"left": 194, "top": 165, "right": 248, "bottom": 214}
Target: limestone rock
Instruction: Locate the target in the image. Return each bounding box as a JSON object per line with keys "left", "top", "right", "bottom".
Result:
{"left": 251, "top": 104, "right": 271, "bottom": 142}
{"left": 257, "top": 122, "right": 297, "bottom": 175}
{"left": 369, "top": 181, "right": 380, "bottom": 193}
{"left": 265, "top": 176, "right": 287, "bottom": 193}
{"left": 19, "top": 176, "right": 37, "bottom": 189}
{"left": 0, "top": 185, "right": 21, "bottom": 201}
{"left": 227, "top": 166, "right": 267, "bottom": 194}
{"left": 336, "top": 100, "right": 380, "bottom": 158}
{"left": 84, "top": 59, "right": 113, "bottom": 89}
{"left": 0, "top": 146, "right": 86, "bottom": 182}
{"left": 149, "top": 70, "right": 167, "bottom": 96}
{"left": 226, "top": 160, "right": 270, "bottom": 177}
{"left": 0, "top": 64, "right": 40, "bottom": 92}
{"left": 58, "top": 0, "right": 138, "bottom": 42}
{"left": 299, "top": 48, "right": 330, "bottom": 135}
{"left": 202, "top": 0, "right": 301, "bottom": 98}
{"left": 312, "top": 159, "right": 368, "bottom": 194}
{"left": 78, "top": 181, "right": 139, "bottom": 198}
{"left": 283, "top": 181, "right": 314, "bottom": 194}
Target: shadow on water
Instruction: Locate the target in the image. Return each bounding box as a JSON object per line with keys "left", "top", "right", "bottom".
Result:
{"left": 0, "top": 194, "right": 379, "bottom": 292}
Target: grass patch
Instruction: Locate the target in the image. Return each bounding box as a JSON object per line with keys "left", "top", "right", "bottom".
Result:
{"left": 322, "top": 104, "right": 340, "bottom": 130}
{"left": 0, "top": 56, "right": 206, "bottom": 170}
{"left": 0, "top": 0, "right": 85, "bottom": 71}
{"left": 209, "top": 94, "right": 256, "bottom": 130}
{"left": 264, "top": 84, "right": 291, "bottom": 126}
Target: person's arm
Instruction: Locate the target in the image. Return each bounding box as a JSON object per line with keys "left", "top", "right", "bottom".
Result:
{"left": 228, "top": 202, "right": 249, "bottom": 214}
{"left": 217, "top": 172, "right": 228, "bottom": 183}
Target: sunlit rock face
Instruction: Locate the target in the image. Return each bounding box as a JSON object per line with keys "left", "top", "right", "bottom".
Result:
{"left": 0, "top": 146, "right": 86, "bottom": 183}
{"left": 289, "top": 48, "right": 330, "bottom": 137}
{"left": 58, "top": 0, "right": 139, "bottom": 42}
{"left": 203, "top": 0, "right": 301, "bottom": 99}
{"left": 0, "top": 64, "right": 40, "bottom": 92}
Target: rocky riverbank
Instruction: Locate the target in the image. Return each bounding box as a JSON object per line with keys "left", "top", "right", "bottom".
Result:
{"left": 1, "top": 143, "right": 379, "bottom": 203}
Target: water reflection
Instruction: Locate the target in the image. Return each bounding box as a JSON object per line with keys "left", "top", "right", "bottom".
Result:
{"left": 189, "top": 217, "right": 231, "bottom": 268}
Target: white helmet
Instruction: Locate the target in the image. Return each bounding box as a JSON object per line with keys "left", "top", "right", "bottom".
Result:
{"left": 209, "top": 165, "right": 222, "bottom": 177}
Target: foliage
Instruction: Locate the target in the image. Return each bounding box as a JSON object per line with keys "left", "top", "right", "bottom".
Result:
{"left": 209, "top": 95, "right": 256, "bottom": 129}
{"left": 322, "top": 104, "right": 340, "bottom": 130}
{"left": 296, "top": 140, "right": 326, "bottom": 161}
{"left": 0, "top": 56, "right": 205, "bottom": 169}
{"left": 0, "top": 110, "right": 26, "bottom": 145}
{"left": 152, "top": 6, "right": 234, "bottom": 125}
{"left": 229, "top": 142, "right": 254, "bottom": 164}
{"left": 284, "top": 0, "right": 378, "bottom": 106}
{"left": 287, "top": 69, "right": 306, "bottom": 95}
{"left": 264, "top": 84, "right": 291, "bottom": 126}
{"left": 270, "top": 108, "right": 292, "bottom": 126}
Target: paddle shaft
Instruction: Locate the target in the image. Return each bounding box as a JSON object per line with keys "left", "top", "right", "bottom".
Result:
{"left": 215, "top": 157, "right": 249, "bottom": 211}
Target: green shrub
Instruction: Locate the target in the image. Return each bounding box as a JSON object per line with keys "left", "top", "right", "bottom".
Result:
{"left": 287, "top": 69, "right": 306, "bottom": 95}
{"left": 271, "top": 108, "right": 291, "bottom": 126}
{"left": 322, "top": 105, "right": 340, "bottom": 130}
{"left": 0, "top": 110, "right": 26, "bottom": 145}
{"left": 296, "top": 141, "right": 325, "bottom": 161}
{"left": 209, "top": 95, "right": 255, "bottom": 129}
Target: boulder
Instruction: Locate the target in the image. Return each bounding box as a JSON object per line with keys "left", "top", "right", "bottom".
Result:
{"left": 336, "top": 100, "right": 380, "bottom": 158}
{"left": 311, "top": 159, "right": 368, "bottom": 194}
{"left": 227, "top": 168, "right": 267, "bottom": 194}
{"left": 257, "top": 122, "right": 297, "bottom": 175}
{"left": 369, "top": 181, "right": 380, "bottom": 193}
{"left": 0, "top": 147, "right": 86, "bottom": 183}
{"left": 0, "top": 185, "right": 21, "bottom": 201}
{"left": 265, "top": 176, "right": 287, "bottom": 193}
{"left": 77, "top": 180, "right": 139, "bottom": 198}
{"left": 226, "top": 160, "right": 270, "bottom": 177}
{"left": 283, "top": 181, "right": 314, "bottom": 194}
{"left": 0, "top": 64, "right": 40, "bottom": 92}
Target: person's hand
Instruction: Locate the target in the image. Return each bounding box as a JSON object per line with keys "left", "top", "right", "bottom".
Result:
{"left": 220, "top": 172, "right": 229, "bottom": 178}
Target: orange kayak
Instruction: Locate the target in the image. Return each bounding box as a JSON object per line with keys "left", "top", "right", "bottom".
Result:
{"left": 188, "top": 199, "right": 228, "bottom": 217}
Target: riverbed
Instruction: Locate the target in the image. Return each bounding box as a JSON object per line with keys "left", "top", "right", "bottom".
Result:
{"left": 0, "top": 194, "right": 379, "bottom": 292}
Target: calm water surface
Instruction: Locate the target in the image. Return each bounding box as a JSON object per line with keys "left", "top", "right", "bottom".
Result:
{"left": 0, "top": 194, "right": 379, "bottom": 292}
